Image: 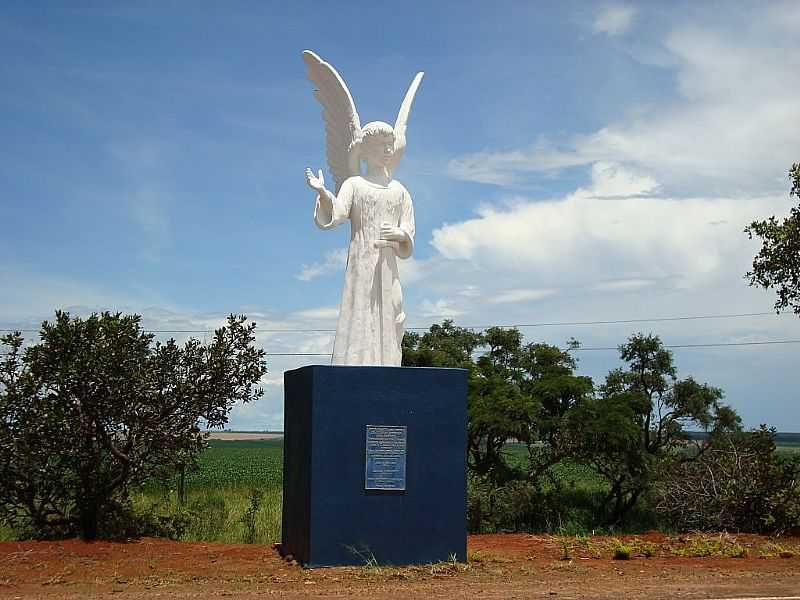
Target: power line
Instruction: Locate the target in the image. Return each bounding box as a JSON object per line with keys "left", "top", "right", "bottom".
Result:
{"left": 3, "top": 338, "right": 799, "bottom": 359}
{"left": 572, "top": 339, "right": 800, "bottom": 351}
{"left": 454, "top": 311, "right": 783, "bottom": 331}
{"left": 263, "top": 353, "right": 332, "bottom": 356}
{"left": 268, "top": 339, "right": 800, "bottom": 356}
{"left": 267, "top": 339, "right": 800, "bottom": 355}
{"left": 0, "top": 328, "right": 214, "bottom": 334}
{"left": 0, "top": 311, "right": 785, "bottom": 335}
{"left": 226, "top": 311, "right": 788, "bottom": 332}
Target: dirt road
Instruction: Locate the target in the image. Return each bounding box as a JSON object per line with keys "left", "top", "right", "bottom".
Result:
{"left": 1, "top": 533, "right": 799, "bottom": 599}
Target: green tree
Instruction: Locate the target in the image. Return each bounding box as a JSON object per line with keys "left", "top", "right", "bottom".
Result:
{"left": 0, "top": 311, "right": 267, "bottom": 540}
{"left": 745, "top": 163, "right": 800, "bottom": 314}
{"left": 402, "top": 319, "right": 481, "bottom": 370}
{"left": 469, "top": 327, "right": 535, "bottom": 482}
{"left": 405, "top": 321, "right": 593, "bottom": 533}
{"left": 514, "top": 338, "right": 593, "bottom": 483}
{"left": 474, "top": 329, "right": 592, "bottom": 483}
{"left": 573, "top": 333, "right": 739, "bottom": 525}
{"left": 403, "top": 322, "right": 592, "bottom": 485}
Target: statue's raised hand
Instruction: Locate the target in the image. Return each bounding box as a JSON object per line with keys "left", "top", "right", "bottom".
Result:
{"left": 305, "top": 168, "right": 326, "bottom": 193}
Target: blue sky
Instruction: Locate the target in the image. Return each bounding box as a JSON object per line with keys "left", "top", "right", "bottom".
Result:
{"left": 1, "top": 1, "right": 799, "bottom": 430}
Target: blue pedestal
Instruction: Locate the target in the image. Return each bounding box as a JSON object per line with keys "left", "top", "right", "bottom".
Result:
{"left": 281, "top": 365, "right": 467, "bottom": 567}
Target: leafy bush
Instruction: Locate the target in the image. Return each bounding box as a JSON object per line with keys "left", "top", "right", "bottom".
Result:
{"left": 0, "top": 312, "right": 267, "bottom": 540}
{"left": 610, "top": 539, "right": 632, "bottom": 560}
{"left": 467, "top": 473, "right": 602, "bottom": 534}
{"left": 655, "top": 427, "right": 800, "bottom": 533}
{"left": 240, "top": 488, "right": 264, "bottom": 544}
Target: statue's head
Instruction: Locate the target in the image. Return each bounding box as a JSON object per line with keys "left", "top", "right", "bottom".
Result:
{"left": 361, "top": 121, "right": 395, "bottom": 169}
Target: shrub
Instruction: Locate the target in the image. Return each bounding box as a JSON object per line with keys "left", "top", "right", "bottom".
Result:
{"left": 0, "top": 312, "right": 267, "bottom": 540}
{"left": 240, "top": 488, "right": 263, "bottom": 544}
{"left": 655, "top": 427, "right": 800, "bottom": 533}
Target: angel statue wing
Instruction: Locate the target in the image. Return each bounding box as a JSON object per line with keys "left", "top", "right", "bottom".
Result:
{"left": 388, "top": 71, "right": 424, "bottom": 177}
{"left": 302, "top": 50, "right": 362, "bottom": 194}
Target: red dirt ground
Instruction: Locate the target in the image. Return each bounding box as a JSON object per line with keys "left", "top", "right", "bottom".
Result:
{"left": 1, "top": 533, "right": 799, "bottom": 599}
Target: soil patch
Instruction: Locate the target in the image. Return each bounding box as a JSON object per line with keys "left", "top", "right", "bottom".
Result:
{"left": 1, "top": 533, "right": 799, "bottom": 599}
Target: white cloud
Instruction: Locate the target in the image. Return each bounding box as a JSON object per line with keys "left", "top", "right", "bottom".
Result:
{"left": 431, "top": 189, "right": 786, "bottom": 290}
{"left": 397, "top": 256, "right": 429, "bottom": 285}
{"left": 489, "top": 288, "right": 557, "bottom": 304}
{"left": 447, "top": 138, "right": 587, "bottom": 186}
{"left": 290, "top": 306, "right": 339, "bottom": 320}
{"left": 593, "top": 5, "right": 636, "bottom": 37}
{"left": 296, "top": 334, "right": 335, "bottom": 354}
{"left": 295, "top": 248, "right": 347, "bottom": 282}
{"left": 585, "top": 162, "right": 658, "bottom": 198}
{"left": 419, "top": 299, "right": 464, "bottom": 318}
{"left": 228, "top": 397, "right": 284, "bottom": 431}
{"left": 448, "top": 13, "right": 800, "bottom": 197}
{"left": 590, "top": 279, "right": 656, "bottom": 292}
{"left": 457, "top": 285, "right": 481, "bottom": 298}
{"left": 296, "top": 249, "right": 428, "bottom": 287}
{"left": 0, "top": 267, "right": 174, "bottom": 324}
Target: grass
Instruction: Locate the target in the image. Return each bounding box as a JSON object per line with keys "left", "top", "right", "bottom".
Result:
{"left": 671, "top": 533, "right": 747, "bottom": 558}
{"left": 564, "top": 533, "right": 776, "bottom": 560}
{"left": 0, "top": 525, "right": 16, "bottom": 542}
{"left": 0, "top": 439, "right": 285, "bottom": 544}
{"left": 775, "top": 443, "right": 800, "bottom": 456}
{"left": 133, "top": 485, "right": 283, "bottom": 544}
{"left": 2, "top": 437, "right": 799, "bottom": 543}
{"left": 133, "top": 438, "right": 284, "bottom": 544}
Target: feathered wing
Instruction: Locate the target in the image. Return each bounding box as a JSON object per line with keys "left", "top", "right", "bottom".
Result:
{"left": 389, "top": 71, "right": 425, "bottom": 177}
{"left": 302, "top": 50, "right": 362, "bottom": 193}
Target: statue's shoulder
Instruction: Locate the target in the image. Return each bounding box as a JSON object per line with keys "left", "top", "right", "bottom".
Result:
{"left": 388, "top": 179, "right": 409, "bottom": 195}
{"left": 342, "top": 175, "right": 372, "bottom": 191}
{"left": 340, "top": 175, "right": 359, "bottom": 189}
{"left": 344, "top": 176, "right": 408, "bottom": 195}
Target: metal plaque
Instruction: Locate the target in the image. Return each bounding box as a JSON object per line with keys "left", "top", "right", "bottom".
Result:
{"left": 365, "top": 425, "right": 407, "bottom": 491}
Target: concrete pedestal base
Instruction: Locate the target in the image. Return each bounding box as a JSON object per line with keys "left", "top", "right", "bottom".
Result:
{"left": 281, "top": 365, "right": 467, "bottom": 567}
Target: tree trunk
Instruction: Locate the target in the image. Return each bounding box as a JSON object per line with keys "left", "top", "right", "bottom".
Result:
{"left": 606, "top": 488, "right": 642, "bottom": 527}
{"left": 77, "top": 493, "right": 99, "bottom": 540}
{"left": 178, "top": 464, "right": 186, "bottom": 506}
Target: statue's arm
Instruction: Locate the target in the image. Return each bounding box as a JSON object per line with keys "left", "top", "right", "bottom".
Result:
{"left": 379, "top": 190, "right": 415, "bottom": 259}
{"left": 396, "top": 192, "right": 415, "bottom": 259}
{"left": 307, "top": 169, "right": 351, "bottom": 230}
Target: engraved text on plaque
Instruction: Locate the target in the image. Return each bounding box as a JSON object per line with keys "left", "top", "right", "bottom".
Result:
{"left": 365, "top": 425, "right": 407, "bottom": 490}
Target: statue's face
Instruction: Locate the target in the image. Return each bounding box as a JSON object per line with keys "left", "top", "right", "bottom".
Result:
{"left": 363, "top": 133, "right": 395, "bottom": 168}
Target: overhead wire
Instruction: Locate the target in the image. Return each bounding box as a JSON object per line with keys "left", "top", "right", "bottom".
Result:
{"left": 0, "top": 310, "right": 785, "bottom": 335}
{"left": 1, "top": 311, "right": 796, "bottom": 357}
{"left": 259, "top": 338, "right": 800, "bottom": 356}
{"left": 3, "top": 338, "right": 799, "bottom": 359}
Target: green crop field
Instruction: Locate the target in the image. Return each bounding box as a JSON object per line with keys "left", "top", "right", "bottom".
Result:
{"left": 3, "top": 436, "right": 798, "bottom": 543}
{"left": 134, "top": 439, "right": 285, "bottom": 544}
{"left": 144, "top": 439, "right": 284, "bottom": 490}
{"left": 776, "top": 443, "right": 800, "bottom": 455}
{"left": 502, "top": 443, "right": 606, "bottom": 491}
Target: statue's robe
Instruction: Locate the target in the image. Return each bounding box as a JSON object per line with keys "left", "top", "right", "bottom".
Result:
{"left": 314, "top": 176, "right": 415, "bottom": 366}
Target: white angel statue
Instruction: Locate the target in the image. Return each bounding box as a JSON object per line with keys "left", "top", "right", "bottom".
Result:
{"left": 302, "top": 50, "right": 424, "bottom": 367}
